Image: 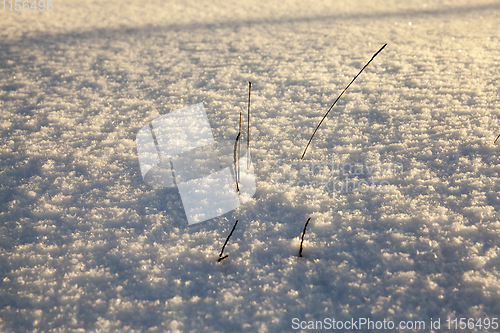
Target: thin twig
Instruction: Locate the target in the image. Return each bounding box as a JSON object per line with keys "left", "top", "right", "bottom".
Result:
{"left": 299, "top": 217, "right": 311, "bottom": 257}
{"left": 301, "top": 43, "right": 387, "bottom": 160}
{"left": 233, "top": 132, "right": 240, "bottom": 192}
{"left": 238, "top": 109, "right": 242, "bottom": 187}
{"left": 218, "top": 220, "right": 239, "bottom": 262}
{"left": 247, "top": 81, "right": 251, "bottom": 170}
{"left": 495, "top": 133, "right": 500, "bottom": 143}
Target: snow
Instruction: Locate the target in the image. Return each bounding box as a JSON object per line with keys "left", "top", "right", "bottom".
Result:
{"left": 1, "top": 0, "right": 500, "bottom": 332}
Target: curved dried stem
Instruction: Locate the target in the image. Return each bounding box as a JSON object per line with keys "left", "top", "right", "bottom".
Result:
{"left": 301, "top": 43, "right": 387, "bottom": 160}
{"left": 299, "top": 217, "right": 311, "bottom": 257}
{"left": 218, "top": 220, "right": 239, "bottom": 262}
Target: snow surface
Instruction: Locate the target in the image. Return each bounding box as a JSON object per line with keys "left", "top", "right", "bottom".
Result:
{"left": 1, "top": 0, "right": 500, "bottom": 332}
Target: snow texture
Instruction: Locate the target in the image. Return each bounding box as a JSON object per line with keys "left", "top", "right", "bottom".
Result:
{"left": 1, "top": 0, "right": 500, "bottom": 332}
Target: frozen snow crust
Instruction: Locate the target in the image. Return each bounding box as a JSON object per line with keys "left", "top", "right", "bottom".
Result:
{"left": 1, "top": 0, "right": 500, "bottom": 332}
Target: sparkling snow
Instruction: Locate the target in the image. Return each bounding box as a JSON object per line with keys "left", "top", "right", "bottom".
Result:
{"left": 1, "top": 0, "right": 500, "bottom": 332}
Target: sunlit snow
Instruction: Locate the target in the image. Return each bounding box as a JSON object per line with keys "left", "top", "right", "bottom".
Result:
{"left": 1, "top": 0, "right": 500, "bottom": 332}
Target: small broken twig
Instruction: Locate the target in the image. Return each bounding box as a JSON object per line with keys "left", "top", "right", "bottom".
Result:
{"left": 298, "top": 217, "right": 311, "bottom": 257}
{"left": 238, "top": 109, "right": 242, "bottom": 189}
{"left": 233, "top": 132, "right": 241, "bottom": 192}
{"left": 495, "top": 133, "right": 500, "bottom": 144}
{"left": 247, "top": 81, "right": 251, "bottom": 170}
{"left": 301, "top": 43, "right": 387, "bottom": 160}
{"left": 218, "top": 220, "right": 239, "bottom": 262}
